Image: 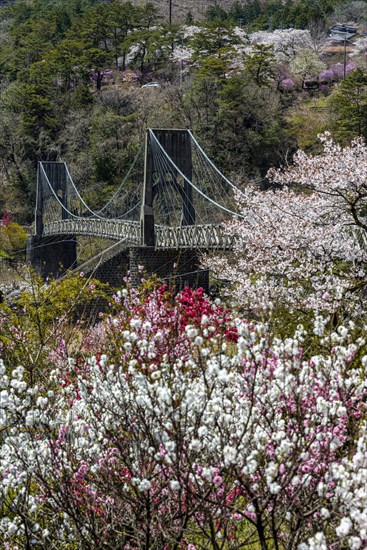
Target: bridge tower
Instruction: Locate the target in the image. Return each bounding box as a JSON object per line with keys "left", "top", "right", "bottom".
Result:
{"left": 141, "top": 129, "right": 195, "bottom": 246}
{"left": 27, "top": 162, "right": 77, "bottom": 277}
{"left": 134, "top": 129, "right": 206, "bottom": 290}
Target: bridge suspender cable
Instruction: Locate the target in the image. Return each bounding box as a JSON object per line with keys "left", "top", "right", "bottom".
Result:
{"left": 148, "top": 130, "right": 244, "bottom": 219}
{"left": 63, "top": 163, "right": 110, "bottom": 219}
{"left": 41, "top": 162, "right": 141, "bottom": 221}
{"left": 40, "top": 163, "right": 85, "bottom": 219}
{"left": 187, "top": 130, "right": 244, "bottom": 194}
{"left": 40, "top": 163, "right": 106, "bottom": 219}
{"left": 40, "top": 130, "right": 243, "bottom": 227}
{"left": 94, "top": 145, "right": 143, "bottom": 217}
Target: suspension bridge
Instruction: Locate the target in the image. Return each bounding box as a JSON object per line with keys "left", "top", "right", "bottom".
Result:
{"left": 28, "top": 129, "right": 241, "bottom": 288}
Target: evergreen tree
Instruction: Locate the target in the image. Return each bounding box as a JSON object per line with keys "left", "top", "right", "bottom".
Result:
{"left": 330, "top": 68, "right": 367, "bottom": 143}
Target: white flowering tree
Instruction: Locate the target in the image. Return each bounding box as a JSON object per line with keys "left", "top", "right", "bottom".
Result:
{"left": 249, "top": 29, "right": 314, "bottom": 63}
{"left": 290, "top": 49, "right": 326, "bottom": 87}
{"left": 205, "top": 133, "right": 367, "bottom": 313}
{"left": 351, "top": 36, "right": 367, "bottom": 64}
{"left": 1, "top": 283, "right": 367, "bottom": 549}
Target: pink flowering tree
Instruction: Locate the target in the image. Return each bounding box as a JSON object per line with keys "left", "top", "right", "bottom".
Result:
{"left": 329, "top": 62, "right": 345, "bottom": 80}
{"left": 1, "top": 211, "right": 11, "bottom": 227}
{"left": 1, "top": 283, "right": 367, "bottom": 549}
{"left": 319, "top": 68, "right": 334, "bottom": 83}
{"left": 279, "top": 77, "right": 296, "bottom": 91}
{"left": 206, "top": 133, "right": 367, "bottom": 314}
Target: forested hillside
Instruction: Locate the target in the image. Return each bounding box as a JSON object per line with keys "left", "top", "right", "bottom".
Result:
{"left": 0, "top": 0, "right": 366, "bottom": 227}
{"left": 134, "top": 0, "right": 345, "bottom": 24}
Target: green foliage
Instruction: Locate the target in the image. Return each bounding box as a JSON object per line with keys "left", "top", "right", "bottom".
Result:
{"left": 43, "top": 38, "right": 90, "bottom": 92}
{"left": 225, "top": 0, "right": 343, "bottom": 31}
{"left": 283, "top": 0, "right": 334, "bottom": 29}
{"left": 243, "top": 44, "right": 277, "bottom": 87}
{"left": 189, "top": 21, "right": 240, "bottom": 62}
{"left": 0, "top": 222, "right": 27, "bottom": 257}
{"left": 334, "top": 0, "right": 367, "bottom": 23}
{"left": 205, "top": 2, "right": 229, "bottom": 22}
{"left": 185, "top": 10, "right": 194, "bottom": 24}
{"left": 87, "top": 109, "right": 138, "bottom": 184}
{"left": 16, "top": 81, "right": 59, "bottom": 140}
{"left": 63, "top": 99, "right": 140, "bottom": 198}
{"left": 0, "top": 1, "right": 161, "bottom": 223}
{"left": 0, "top": 271, "right": 109, "bottom": 380}
{"left": 195, "top": 47, "right": 238, "bottom": 80}
{"left": 187, "top": 68, "right": 287, "bottom": 178}
{"left": 185, "top": 25, "right": 287, "bottom": 176}
{"left": 124, "top": 23, "right": 181, "bottom": 72}
{"left": 0, "top": 0, "right": 95, "bottom": 78}
{"left": 329, "top": 68, "right": 367, "bottom": 143}
{"left": 285, "top": 98, "right": 330, "bottom": 153}
{"left": 228, "top": 0, "right": 262, "bottom": 28}
{"left": 105, "top": 0, "right": 142, "bottom": 68}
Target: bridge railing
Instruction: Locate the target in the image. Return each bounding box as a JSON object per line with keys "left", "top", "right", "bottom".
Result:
{"left": 42, "top": 219, "right": 234, "bottom": 250}
{"left": 43, "top": 219, "right": 141, "bottom": 243}
{"left": 155, "top": 224, "right": 234, "bottom": 250}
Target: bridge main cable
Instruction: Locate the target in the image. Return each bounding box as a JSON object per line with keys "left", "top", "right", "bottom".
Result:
{"left": 40, "top": 163, "right": 106, "bottom": 220}
{"left": 148, "top": 130, "right": 244, "bottom": 219}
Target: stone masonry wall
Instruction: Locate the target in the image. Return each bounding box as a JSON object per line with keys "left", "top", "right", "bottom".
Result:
{"left": 28, "top": 238, "right": 209, "bottom": 294}
{"left": 129, "top": 247, "right": 209, "bottom": 293}
{"left": 27, "top": 235, "right": 77, "bottom": 278}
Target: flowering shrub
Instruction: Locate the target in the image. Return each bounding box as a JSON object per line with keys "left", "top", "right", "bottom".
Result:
{"left": 319, "top": 63, "right": 357, "bottom": 85}
{"left": 0, "top": 271, "right": 108, "bottom": 376}
{"left": 279, "top": 77, "right": 295, "bottom": 90}
{"left": 319, "top": 69, "right": 334, "bottom": 83}
{"left": 0, "top": 221, "right": 27, "bottom": 258}
{"left": 83, "top": 284, "right": 237, "bottom": 373}
{"left": 0, "top": 284, "right": 366, "bottom": 549}
{"left": 329, "top": 62, "right": 345, "bottom": 79}
{"left": 1, "top": 211, "right": 11, "bottom": 227}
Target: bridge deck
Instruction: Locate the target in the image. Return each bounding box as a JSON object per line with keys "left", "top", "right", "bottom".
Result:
{"left": 43, "top": 219, "right": 234, "bottom": 250}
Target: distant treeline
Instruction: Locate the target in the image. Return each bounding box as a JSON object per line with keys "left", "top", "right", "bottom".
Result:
{"left": 206, "top": 0, "right": 344, "bottom": 30}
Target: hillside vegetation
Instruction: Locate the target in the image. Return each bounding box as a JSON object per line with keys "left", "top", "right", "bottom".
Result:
{"left": 134, "top": 0, "right": 345, "bottom": 24}
{"left": 0, "top": 0, "right": 365, "bottom": 227}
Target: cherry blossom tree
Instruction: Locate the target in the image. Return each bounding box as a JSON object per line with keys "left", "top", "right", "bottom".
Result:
{"left": 205, "top": 133, "right": 367, "bottom": 313}
{"left": 133, "top": 25, "right": 322, "bottom": 85}
{"left": 249, "top": 29, "right": 314, "bottom": 63}
{"left": 290, "top": 49, "right": 326, "bottom": 87}
{"left": 351, "top": 35, "right": 367, "bottom": 61}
